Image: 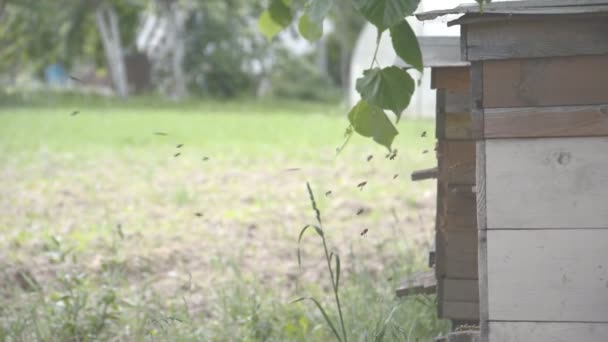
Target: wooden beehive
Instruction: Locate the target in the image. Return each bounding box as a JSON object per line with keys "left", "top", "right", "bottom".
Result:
{"left": 396, "top": 41, "right": 480, "bottom": 326}
{"left": 432, "top": 65, "right": 479, "bottom": 323}
{"left": 418, "top": 1, "right": 608, "bottom": 340}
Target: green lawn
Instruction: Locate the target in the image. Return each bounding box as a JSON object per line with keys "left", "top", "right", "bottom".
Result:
{"left": 0, "top": 95, "right": 447, "bottom": 341}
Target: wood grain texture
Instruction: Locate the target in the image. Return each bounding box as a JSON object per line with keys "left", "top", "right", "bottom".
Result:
{"left": 438, "top": 187, "right": 477, "bottom": 230}
{"left": 487, "top": 229, "right": 608, "bottom": 322}
{"left": 464, "top": 16, "right": 608, "bottom": 61}
{"left": 438, "top": 141, "right": 476, "bottom": 185}
{"left": 485, "top": 105, "right": 608, "bottom": 138}
{"left": 445, "top": 112, "right": 474, "bottom": 140}
{"left": 396, "top": 270, "right": 436, "bottom": 297}
{"left": 470, "top": 62, "right": 484, "bottom": 139}
{"left": 476, "top": 141, "right": 489, "bottom": 341}
{"left": 445, "top": 90, "right": 472, "bottom": 114}
{"left": 432, "top": 66, "right": 471, "bottom": 91}
{"left": 486, "top": 137, "right": 608, "bottom": 229}
{"left": 483, "top": 55, "right": 608, "bottom": 108}
{"left": 437, "top": 229, "right": 478, "bottom": 279}
{"left": 489, "top": 322, "right": 608, "bottom": 342}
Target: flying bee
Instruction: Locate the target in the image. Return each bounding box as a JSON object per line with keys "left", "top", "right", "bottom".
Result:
{"left": 194, "top": 212, "right": 203, "bottom": 217}
{"left": 422, "top": 150, "right": 429, "bottom": 154}
{"left": 393, "top": 174, "right": 399, "bottom": 179}
{"left": 356, "top": 208, "right": 364, "bottom": 215}
{"left": 202, "top": 156, "right": 209, "bottom": 161}
{"left": 421, "top": 131, "right": 427, "bottom": 137}
{"left": 366, "top": 155, "right": 373, "bottom": 162}
{"left": 357, "top": 181, "right": 367, "bottom": 190}
{"left": 360, "top": 228, "right": 369, "bottom": 237}
{"left": 174, "top": 152, "right": 181, "bottom": 158}
{"left": 176, "top": 144, "right": 183, "bottom": 148}
{"left": 285, "top": 168, "right": 300, "bottom": 171}
{"left": 70, "top": 110, "right": 79, "bottom": 116}
{"left": 69, "top": 75, "right": 83, "bottom": 83}
{"left": 325, "top": 190, "right": 332, "bottom": 197}
{"left": 154, "top": 132, "right": 168, "bottom": 136}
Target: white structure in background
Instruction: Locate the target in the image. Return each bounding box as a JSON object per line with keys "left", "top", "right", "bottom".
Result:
{"left": 350, "top": 0, "right": 480, "bottom": 118}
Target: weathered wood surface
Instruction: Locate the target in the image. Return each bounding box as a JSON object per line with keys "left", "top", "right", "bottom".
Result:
{"left": 483, "top": 55, "right": 608, "bottom": 108}
{"left": 484, "top": 105, "right": 608, "bottom": 138}
{"left": 438, "top": 187, "right": 477, "bottom": 230}
{"left": 438, "top": 141, "right": 476, "bottom": 185}
{"left": 442, "top": 278, "right": 479, "bottom": 303}
{"left": 441, "top": 301, "right": 480, "bottom": 321}
{"left": 432, "top": 66, "right": 470, "bottom": 91}
{"left": 485, "top": 137, "right": 608, "bottom": 229}
{"left": 437, "top": 229, "right": 478, "bottom": 279}
{"left": 487, "top": 229, "right": 608, "bottom": 322}
{"left": 463, "top": 17, "right": 608, "bottom": 60}
{"left": 444, "top": 112, "right": 474, "bottom": 140}
{"left": 489, "top": 322, "right": 608, "bottom": 342}
{"left": 411, "top": 167, "right": 438, "bottom": 181}
{"left": 444, "top": 90, "right": 471, "bottom": 115}
{"left": 470, "top": 62, "right": 484, "bottom": 139}
{"left": 396, "top": 270, "right": 436, "bottom": 297}
{"left": 476, "top": 141, "right": 488, "bottom": 341}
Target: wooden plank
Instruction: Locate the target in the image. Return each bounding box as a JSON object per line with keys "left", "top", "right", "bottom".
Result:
{"left": 442, "top": 301, "right": 480, "bottom": 321}
{"left": 436, "top": 226, "right": 477, "bottom": 279}
{"left": 438, "top": 141, "right": 476, "bottom": 185}
{"left": 476, "top": 141, "right": 489, "bottom": 341}
{"left": 396, "top": 270, "right": 436, "bottom": 297}
{"left": 464, "top": 17, "right": 608, "bottom": 61}
{"left": 470, "top": 62, "right": 483, "bottom": 139}
{"left": 483, "top": 55, "right": 608, "bottom": 108}
{"left": 489, "top": 322, "right": 608, "bottom": 342}
{"left": 411, "top": 167, "right": 438, "bottom": 181}
{"left": 431, "top": 66, "right": 470, "bottom": 91}
{"left": 486, "top": 137, "right": 608, "bottom": 229}
{"left": 442, "top": 278, "right": 479, "bottom": 303}
{"left": 487, "top": 229, "right": 608, "bottom": 322}
{"left": 436, "top": 89, "right": 446, "bottom": 140}
{"left": 438, "top": 186, "right": 477, "bottom": 230}
{"left": 484, "top": 105, "right": 608, "bottom": 138}
{"left": 445, "top": 112, "right": 474, "bottom": 140}
{"left": 444, "top": 90, "right": 471, "bottom": 114}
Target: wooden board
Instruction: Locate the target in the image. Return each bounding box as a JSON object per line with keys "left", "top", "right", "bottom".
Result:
{"left": 445, "top": 112, "right": 474, "bottom": 140}
{"left": 438, "top": 186, "right": 477, "bottom": 230}
{"left": 485, "top": 137, "right": 608, "bottom": 229}
{"left": 431, "top": 66, "right": 470, "bottom": 91}
{"left": 442, "top": 278, "right": 479, "bottom": 303}
{"left": 489, "top": 322, "right": 608, "bottom": 342}
{"left": 438, "top": 141, "right": 476, "bottom": 185}
{"left": 470, "top": 62, "right": 484, "bottom": 139}
{"left": 483, "top": 55, "right": 608, "bottom": 108}
{"left": 463, "top": 17, "right": 608, "bottom": 61}
{"left": 444, "top": 90, "right": 471, "bottom": 114}
{"left": 396, "top": 270, "right": 436, "bottom": 297}
{"left": 441, "top": 301, "right": 480, "bottom": 321}
{"left": 476, "top": 141, "right": 489, "bottom": 341}
{"left": 487, "top": 229, "right": 608, "bottom": 322}
{"left": 484, "top": 105, "right": 608, "bottom": 138}
{"left": 436, "top": 229, "right": 478, "bottom": 279}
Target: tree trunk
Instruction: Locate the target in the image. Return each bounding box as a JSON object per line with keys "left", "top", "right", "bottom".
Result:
{"left": 95, "top": 1, "right": 129, "bottom": 97}
{"left": 158, "top": 0, "right": 187, "bottom": 100}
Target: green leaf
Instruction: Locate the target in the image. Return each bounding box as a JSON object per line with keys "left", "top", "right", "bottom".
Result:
{"left": 353, "top": 0, "right": 420, "bottom": 31}
{"left": 259, "top": 0, "right": 293, "bottom": 39}
{"left": 356, "top": 66, "right": 415, "bottom": 117}
{"left": 292, "top": 297, "right": 343, "bottom": 342}
{"left": 390, "top": 20, "right": 423, "bottom": 72}
{"left": 347, "top": 100, "right": 398, "bottom": 151}
{"left": 298, "top": 13, "right": 323, "bottom": 41}
{"left": 307, "top": 0, "right": 333, "bottom": 24}
{"left": 297, "top": 224, "right": 324, "bottom": 267}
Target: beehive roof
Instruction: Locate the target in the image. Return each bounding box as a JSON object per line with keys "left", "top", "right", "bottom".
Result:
{"left": 416, "top": 0, "right": 608, "bottom": 25}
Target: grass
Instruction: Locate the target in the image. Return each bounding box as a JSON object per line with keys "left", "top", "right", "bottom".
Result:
{"left": 0, "top": 93, "right": 448, "bottom": 341}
